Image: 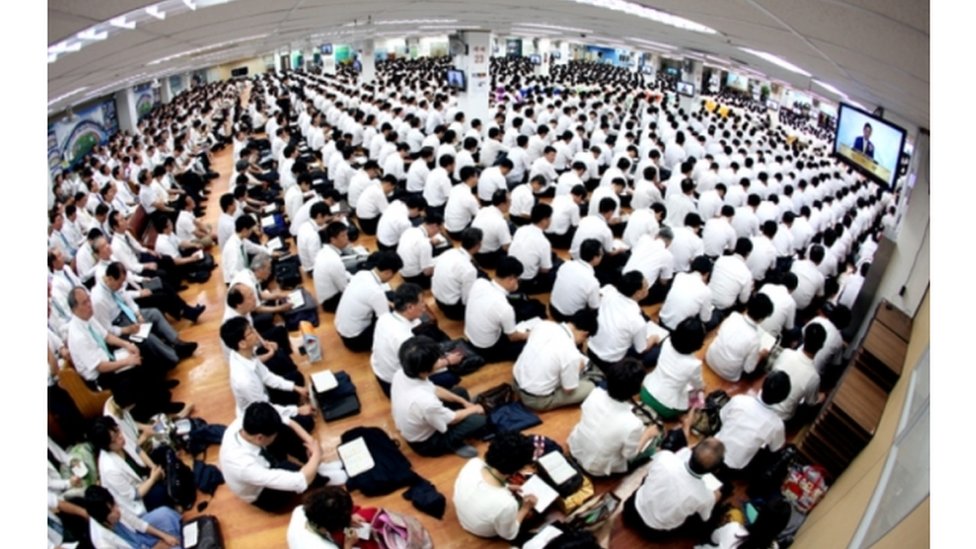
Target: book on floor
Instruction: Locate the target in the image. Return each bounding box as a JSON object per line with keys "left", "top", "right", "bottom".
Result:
{"left": 337, "top": 437, "right": 375, "bottom": 477}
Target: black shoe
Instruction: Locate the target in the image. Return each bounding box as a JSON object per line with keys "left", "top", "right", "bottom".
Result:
{"left": 175, "top": 341, "right": 198, "bottom": 359}
{"left": 183, "top": 304, "right": 206, "bottom": 323}
{"left": 164, "top": 401, "right": 187, "bottom": 415}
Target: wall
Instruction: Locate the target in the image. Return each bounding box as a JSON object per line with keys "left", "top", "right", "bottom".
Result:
{"left": 794, "top": 290, "right": 929, "bottom": 547}
{"left": 206, "top": 56, "right": 268, "bottom": 82}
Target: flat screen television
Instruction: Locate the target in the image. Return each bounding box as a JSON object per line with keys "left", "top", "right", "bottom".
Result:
{"left": 766, "top": 99, "right": 779, "bottom": 111}
{"left": 230, "top": 67, "right": 249, "bottom": 77}
{"left": 641, "top": 65, "right": 654, "bottom": 75}
{"left": 676, "top": 81, "right": 695, "bottom": 97}
{"left": 446, "top": 68, "right": 467, "bottom": 91}
{"left": 530, "top": 54, "right": 542, "bottom": 65}
{"left": 551, "top": 51, "right": 561, "bottom": 60}
{"left": 725, "top": 72, "right": 749, "bottom": 91}
{"left": 832, "top": 102, "right": 907, "bottom": 188}
{"left": 321, "top": 44, "right": 333, "bottom": 55}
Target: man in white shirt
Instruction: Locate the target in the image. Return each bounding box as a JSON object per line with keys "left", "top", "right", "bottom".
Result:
{"left": 669, "top": 213, "right": 706, "bottom": 274}
{"left": 623, "top": 439, "right": 724, "bottom": 540}
{"left": 423, "top": 154, "right": 455, "bottom": 214}
{"left": 546, "top": 185, "right": 586, "bottom": 249}
{"left": 334, "top": 251, "right": 402, "bottom": 352}
{"left": 659, "top": 256, "right": 714, "bottom": 331}
{"left": 505, "top": 135, "right": 531, "bottom": 185}
{"left": 702, "top": 205, "right": 737, "bottom": 258}
{"left": 508, "top": 203, "right": 560, "bottom": 294}
{"left": 296, "top": 202, "right": 331, "bottom": 273}
{"left": 222, "top": 215, "right": 272, "bottom": 285}
{"left": 312, "top": 222, "right": 356, "bottom": 313}
{"left": 790, "top": 244, "right": 827, "bottom": 313}
{"left": 709, "top": 238, "right": 755, "bottom": 315}
{"left": 746, "top": 221, "right": 779, "bottom": 282}
{"left": 705, "top": 294, "right": 774, "bottom": 382}
{"left": 622, "top": 227, "right": 675, "bottom": 304}
{"left": 397, "top": 212, "right": 444, "bottom": 289}
{"left": 432, "top": 228, "right": 482, "bottom": 321}
{"left": 477, "top": 161, "right": 512, "bottom": 203}
{"left": 714, "top": 371, "right": 790, "bottom": 476}
{"left": 470, "top": 190, "right": 513, "bottom": 269}
{"left": 513, "top": 314, "right": 599, "bottom": 411}
{"left": 376, "top": 194, "right": 426, "bottom": 251}
{"left": 587, "top": 272, "right": 663, "bottom": 369}
{"left": 355, "top": 175, "right": 395, "bottom": 236}
{"left": 758, "top": 274, "right": 798, "bottom": 339}
{"left": 769, "top": 323, "right": 826, "bottom": 421}
{"left": 464, "top": 257, "right": 531, "bottom": 363}
{"left": 391, "top": 336, "right": 487, "bottom": 457}
{"left": 445, "top": 166, "right": 481, "bottom": 237}
{"left": 550, "top": 239, "right": 603, "bottom": 321}
{"left": 405, "top": 147, "right": 434, "bottom": 194}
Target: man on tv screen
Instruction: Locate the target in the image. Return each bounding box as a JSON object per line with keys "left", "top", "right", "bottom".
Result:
{"left": 853, "top": 123, "right": 875, "bottom": 159}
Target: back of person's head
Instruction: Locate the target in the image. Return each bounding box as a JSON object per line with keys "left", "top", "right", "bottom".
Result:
{"left": 760, "top": 371, "right": 792, "bottom": 406}
{"left": 761, "top": 220, "right": 778, "bottom": 238}
{"left": 605, "top": 358, "right": 646, "bottom": 402}
{"left": 782, "top": 272, "right": 799, "bottom": 292}
{"left": 303, "top": 487, "right": 353, "bottom": 532}
{"left": 579, "top": 238, "right": 604, "bottom": 263}
{"left": 735, "top": 237, "right": 753, "bottom": 257}
{"left": 570, "top": 184, "right": 587, "bottom": 199}
{"left": 531, "top": 203, "right": 553, "bottom": 225}
{"left": 310, "top": 201, "right": 330, "bottom": 220}
{"left": 460, "top": 227, "right": 483, "bottom": 251}
{"left": 671, "top": 317, "right": 706, "bottom": 354}
{"left": 747, "top": 193, "right": 762, "bottom": 208}
{"left": 398, "top": 335, "right": 442, "bottom": 378}
{"left": 746, "top": 293, "right": 774, "bottom": 321}
{"left": 369, "top": 250, "right": 404, "bottom": 273}
{"left": 598, "top": 197, "right": 616, "bottom": 216}
{"left": 392, "top": 283, "right": 423, "bottom": 313}
{"left": 325, "top": 221, "right": 348, "bottom": 243}
{"left": 496, "top": 256, "right": 524, "bottom": 280}
{"left": 688, "top": 437, "right": 725, "bottom": 475}
{"left": 690, "top": 255, "right": 713, "bottom": 276}
{"left": 491, "top": 189, "right": 509, "bottom": 207}
{"left": 90, "top": 416, "right": 119, "bottom": 452}
{"left": 220, "top": 193, "right": 235, "bottom": 212}
{"left": 235, "top": 215, "right": 256, "bottom": 233}
{"left": 83, "top": 485, "right": 116, "bottom": 524}
{"left": 459, "top": 165, "right": 477, "bottom": 182}
{"left": 484, "top": 432, "right": 534, "bottom": 475}
{"left": 809, "top": 244, "right": 825, "bottom": 265}
{"left": 439, "top": 154, "right": 455, "bottom": 168}
{"left": 684, "top": 212, "right": 703, "bottom": 229}
{"left": 827, "top": 304, "right": 852, "bottom": 330}
{"left": 219, "top": 316, "right": 251, "bottom": 351}
{"left": 615, "top": 270, "right": 645, "bottom": 299}
{"left": 739, "top": 498, "right": 793, "bottom": 549}
{"left": 242, "top": 401, "right": 283, "bottom": 437}
{"left": 802, "top": 323, "right": 828, "bottom": 355}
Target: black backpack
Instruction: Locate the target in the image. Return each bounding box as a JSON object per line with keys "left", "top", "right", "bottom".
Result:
{"left": 341, "top": 427, "right": 419, "bottom": 497}
{"left": 149, "top": 445, "right": 196, "bottom": 510}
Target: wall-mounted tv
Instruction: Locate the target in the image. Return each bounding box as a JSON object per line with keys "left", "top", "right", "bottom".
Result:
{"left": 230, "top": 67, "right": 249, "bottom": 77}
{"left": 446, "top": 68, "right": 467, "bottom": 91}
{"left": 530, "top": 54, "right": 542, "bottom": 65}
{"left": 321, "top": 44, "right": 333, "bottom": 55}
{"left": 766, "top": 99, "right": 779, "bottom": 111}
{"left": 832, "top": 102, "right": 908, "bottom": 188}
{"left": 725, "top": 72, "right": 749, "bottom": 91}
{"left": 676, "top": 81, "right": 695, "bottom": 97}
{"left": 641, "top": 65, "right": 654, "bottom": 75}
{"left": 551, "top": 51, "right": 561, "bottom": 59}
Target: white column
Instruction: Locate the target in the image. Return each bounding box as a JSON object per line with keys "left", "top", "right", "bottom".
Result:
{"left": 160, "top": 76, "right": 173, "bottom": 104}
{"left": 453, "top": 31, "right": 491, "bottom": 130}
{"left": 555, "top": 41, "right": 570, "bottom": 66}
{"left": 114, "top": 88, "right": 138, "bottom": 133}
{"left": 539, "top": 39, "right": 551, "bottom": 76}
{"left": 360, "top": 40, "right": 376, "bottom": 84}
{"left": 406, "top": 37, "right": 420, "bottom": 60}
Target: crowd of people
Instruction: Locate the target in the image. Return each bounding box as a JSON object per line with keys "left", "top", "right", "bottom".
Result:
{"left": 47, "top": 52, "right": 896, "bottom": 548}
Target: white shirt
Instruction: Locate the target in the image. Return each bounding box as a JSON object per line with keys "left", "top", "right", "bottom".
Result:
{"left": 643, "top": 339, "right": 703, "bottom": 410}
{"left": 175, "top": 210, "right": 198, "bottom": 243}
{"left": 806, "top": 316, "right": 844, "bottom": 374}
{"left": 219, "top": 415, "right": 309, "bottom": 504}
{"left": 464, "top": 279, "right": 517, "bottom": 348}
{"left": 477, "top": 167, "right": 508, "bottom": 202}
{"left": 550, "top": 259, "right": 600, "bottom": 317}
{"left": 396, "top": 226, "right": 434, "bottom": 278}
{"left": 98, "top": 449, "right": 150, "bottom": 515}
{"left": 731, "top": 207, "right": 760, "bottom": 239}
{"left": 665, "top": 193, "right": 697, "bottom": 227}
{"left": 312, "top": 245, "right": 351, "bottom": 303}
{"left": 229, "top": 350, "right": 297, "bottom": 420}
{"left": 508, "top": 224, "right": 552, "bottom": 280}
{"left": 405, "top": 159, "right": 430, "bottom": 193}
{"left": 347, "top": 172, "right": 376, "bottom": 209}
{"left": 769, "top": 349, "right": 821, "bottom": 420}
{"left": 470, "top": 206, "right": 511, "bottom": 253}
{"left": 356, "top": 183, "right": 389, "bottom": 220}
{"left": 286, "top": 506, "right": 339, "bottom": 549}
{"left": 622, "top": 208, "right": 660, "bottom": 249}
{"left": 431, "top": 247, "right": 478, "bottom": 306}
{"left": 659, "top": 272, "right": 713, "bottom": 330}
{"left": 297, "top": 221, "right": 324, "bottom": 273}
{"left": 634, "top": 447, "right": 717, "bottom": 531}
{"left": 88, "top": 508, "right": 154, "bottom": 549}
{"left": 547, "top": 194, "right": 581, "bottom": 236}
{"left": 66, "top": 314, "right": 112, "bottom": 382}
{"left": 758, "top": 283, "right": 797, "bottom": 338}
{"left": 217, "top": 213, "right": 236, "bottom": 249}
{"left": 715, "top": 394, "right": 785, "bottom": 470}
{"left": 746, "top": 235, "right": 777, "bottom": 281}
{"left": 623, "top": 235, "right": 674, "bottom": 284}
{"left": 570, "top": 215, "right": 613, "bottom": 260}
{"left": 702, "top": 217, "right": 737, "bottom": 257}
{"left": 709, "top": 255, "right": 753, "bottom": 310}
{"left": 697, "top": 190, "right": 725, "bottom": 221}
{"left": 568, "top": 388, "right": 645, "bottom": 476}
{"left": 790, "top": 259, "right": 826, "bottom": 310}
{"left": 371, "top": 312, "right": 419, "bottom": 383}
{"left": 706, "top": 312, "right": 764, "bottom": 382}
{"left": 390, "top": 369, "right": 456, "bottom": 443}
{"left": 335, "top": 270, "right": 389, "bottom": 338}
{"left": 453, "top": 458, "right": 521, "bottom": 540}
{"left": 509, "top": 184, "right": 535, "bottom": 219}
{"left": 444, "top": 184, "right": 480, "bottom": 232}
{"left": 669, "top": 226, "right": 705, "bottom": 273}
{"left": 423, "top": 167, "right": 452, "bottom": 207}
{"left": 376, "top": 200, "right": 412, "bottom": 247}
{"left": 588, "top": 286, "right": 651, "bottom": 362}
{"left": 513, "top": 321, "right": 584, "bottom": 395}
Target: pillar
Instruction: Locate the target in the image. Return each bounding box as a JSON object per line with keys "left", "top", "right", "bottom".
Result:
{"left": 453, "top": 30, "right": 491, "bottom": 130}
{"left": 160, "top": 75, "right": 174, "bottom": 104}
{"left": 538, "top": 38, "right": 551, "bottom": 77}
{"left": 406, "top": 37, "right": 420, "bottom": 60}
{"left": 555, "top": 41, "right": 570, "bottom": 66}
{"left": 114, "top": 88, "right": 138, "bottom": 133}
{"left": 360, "top": 40, "right": 376, "bottom": 84}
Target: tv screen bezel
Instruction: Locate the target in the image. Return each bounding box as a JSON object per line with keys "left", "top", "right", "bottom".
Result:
{"left": 832, "top": 101, "right": 908, "bottom": 188}
{"left": 676, "top": 81, "right": 695, "bottom": 98}
{"left": 446, "top": 68, "right": 467, "bottom": 91}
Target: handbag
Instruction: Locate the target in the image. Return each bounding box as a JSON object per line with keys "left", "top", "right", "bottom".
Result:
{"left": 782, "top": 463, "right": 829, "bottom": 513}
{"left": 691, "top": 389, "right": 731, "bottom": 437}
{"left": 317, "top": 371, "right": 361, "bottom": 421}
{"left": 283, "top": 289, "right": 320, "bottom": 330}
{"left": 557, "top": 475, "right": 595, "bottom": 514}
{"left": 474, "top": 383, "right": 516, "bottom": 413}
{"left": 566, "top": 491, "right": 621, "bottom": 532}
{"left": 439, "top": 339, "right": 486, "bottom": 376}
{"left": 370, "top": 509, "right": 434, "bottom": 549}
{"left": 182, "top": 515, "right": 224, "bottom": 549}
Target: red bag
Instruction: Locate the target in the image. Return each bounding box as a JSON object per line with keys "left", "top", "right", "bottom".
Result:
{"left": 781, "top": 463, "right": 829, "bottom": 513}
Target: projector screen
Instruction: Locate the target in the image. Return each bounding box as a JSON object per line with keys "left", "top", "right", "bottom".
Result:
{"left": 833, "top": 102, "right": 907, "bottom": 188}
{"left": 725, "top": 72, "right": 749, "bottom": 91}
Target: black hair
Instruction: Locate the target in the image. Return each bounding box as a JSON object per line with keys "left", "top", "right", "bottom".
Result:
{"left": 671, "top": 317, "right": 706, "bottom": 354}
{"left": 531, "top": 203, "right": 553, "bottom": 224}
{"left": 802, "top": 323, "right": 828, "bottom": 355}
{"left": 392, "top": 283, "right": 423, "bottom": 312}
{"left": 735, "top": 237, "right": 753, "bottom": 257}
{"left": 579, "top": 239, "right": 604, "bottom": 263}
{"left": 615, "top": 270, "right": 645, "bottom": 298}
{"left": 496, "top": 256, "right": 524, "bottom": 279}
{"left": 83, "top": 485, "right": 116, "bottom": 525}
{"left": 220, "top": 193, "right": 236, "bottom": 212}
{"left": 605, "top": 358, "right": 646, "bottom": 401}
{"left": 235, "top": 215, "right": 257, "bottom": 232}
{"left": 491, "top": 189, "right": 509, "bottom": 207}
{"left": 460, "top": 227, "right": 483, "bottom": 251}
{"left": 89, "top": 416, "right": 119, "bottom": 452}
{"left": 484, "top": 432, "right": 534, "bottom": 475}
{"left": 398, "top": 335, "right": 442, "bottom": 378}
{"left": 242, "top": 401, "right": 283, "bottom": 437}
{"left": 761, "top": 371, "right": 792, "bottom": 406}
{"left": 303, "top": 487, "right": 354, "bottom": 532}
{"left": 690, "top": 255, "right": 713, "bottom": 276}
{"left": 367, "top": 250, "right": 404, "bottom": 273}
{"left": 747, "top": 293, "right": 774, "bottom": 321}
{"left": 219, "top": 316, "right": 251, "bottom": 351}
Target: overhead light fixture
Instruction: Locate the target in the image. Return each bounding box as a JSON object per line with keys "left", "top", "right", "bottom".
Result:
{"left": 183, "top": 0, "right": 197, "bottom": 10}
{"left": 569, "top": 0, "right": 717, "bottom": 34}
{"left": 147, "top": 33, "right": 269, "bottom": 65}
{"left": 375, "top": 19, "right": 457, "bottom": 26}
{"left": 78, "top": 28, "right": 108, "bottom": 41}
{"left": 109, "top": 16, "right": 136, "bottom": 29}
{"left": 813, "top": 79, "right": 845, "bottom": 97}
{"left": 738, "top": 47, "right": 810, "bottom": 76}
{"left": 518, "top": 23, "right": 592, "bottom": 33}
{"left": 145, "top": 6, "right": 166, "bottom": 19}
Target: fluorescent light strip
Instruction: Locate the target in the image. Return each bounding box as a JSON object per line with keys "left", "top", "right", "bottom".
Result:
{"left": 738, "top": 47, "right": 810, "bottom": 76}
{"left": 183, "top": 0, "right": 197, "bottom": 10}
{"left": 147, "top": 33, "right": 269, "bottom": 65}
{"left": 375, "top": 19, "right": 457, "bottom": 26}
{"left": 145, "top": 6, "right": 166, "bottom": 19}
{"left": 813, "top": 79, "right": 845, "bottom": 97}
{"left": 110, "top": 16, "right": 136, "bottom": 29}
{"left": 77, "top": 29, "right": 108, "bottom": 41}
{"left": 518, "top": 23, "right": 592, "bottom": 33}
{"left": 569, "top": 0, "right": 717, "bottom": 34}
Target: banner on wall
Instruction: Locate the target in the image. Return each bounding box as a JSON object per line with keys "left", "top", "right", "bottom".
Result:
{"left": 133, "top": 82, "right": 161, "bottom": 120}
{"left": 169, "top": 74, "right": 185, "bottom": 96}
{"left": 48, "top": 97, "right": 119, "bottom": 176}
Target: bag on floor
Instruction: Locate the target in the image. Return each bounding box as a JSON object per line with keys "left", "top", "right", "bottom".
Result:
{"left": 182, "top": 515, "right": 224, "bottom": 549}
{"left": 691, "top": 389, "right": 731, "bottom": 437}
{"left": 283, "top": 289, "right": 320, "bottom": 330}
{"left": 149, "top": 445, "right": 196, "bottom": 510}
{"left": 782, "top": 463, "right": 829, "bottom": 513}
{"left": 482, "top": 402, "right": 542, "bottom": 440}
{"left": 370, "top": 509, "right": 434, "bottom": 549}
{"left": 272, "top": 255, "right": 303, "bottom": 290}
{"left": 474, "top": 383, "right": 516, "bottom": 413}
{"left": 317, "top": 371, "right": 361, "bottom": 421}
{"left": 341, "top": 427, "right": 419, "bottom": 497}
{"left": 439, "top": 339, "right": 486, "bottom": 376}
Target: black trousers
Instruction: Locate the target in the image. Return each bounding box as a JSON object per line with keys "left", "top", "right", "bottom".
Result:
{"left": 436, "top": 298, "right": 466, "bottom": 321}
{"left": 320, "top": 293, "right": 342, "bottom": 313}
{"left": 471, "top": 337, "right": 525, "bottom": 364}
{"left": 338, "top": 318, "right": 377, "bottom": 353}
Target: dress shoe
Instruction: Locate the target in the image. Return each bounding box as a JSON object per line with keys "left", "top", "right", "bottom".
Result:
{"left": 183, "top": 304, "right": 206, "bottom": 323}
{"left": 175, "top": 341, "right": 198, "bottom": 359}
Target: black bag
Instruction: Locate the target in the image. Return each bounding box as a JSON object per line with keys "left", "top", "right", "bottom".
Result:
{"left": 691, "top": 389, "right": 731, "bottom": 437}
{"left": 283, "top": 289, "right": 320, "bottom": 330}
{"left": 660, "top": 427, "right": 688, "bottom": 453}
{"left": 482, "top": 402, "right": 542, "bottom": 440}
{"left": 192, "top": 459, "right": 225, "bottom": 496}
{"left": 272, "top": 255, "right": 303, "bottom": 290}
{"left": 474, "top": 383, "right": 517, "bottom": 413}
{"left": 317, "top": 371, "right": 361, "bottom": 421}
{"left": 341, "top": 426, "right": 420, "bottom": 496}
{"left": 439, "top": 339, "right": 486, "bottom": 376}
{"left": 532, "top": 436, "right": 585, "bottom": 497}
{"left": 508, "top": 293, "right": 547, "bottom": 322}
{"left": 149, "top": 445, "right": 196, "bottom": 510}
{"left": 182, "top": 515, "right": 224, "bottom": 549}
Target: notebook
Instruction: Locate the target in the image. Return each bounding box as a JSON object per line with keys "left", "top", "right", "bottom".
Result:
{"left": 267, "top": 237, "right": 284, "bottom": 251}
{"left": 129, "top": 323, "right": 153, "bottom": 343}
{"left": 311, "top": 370, "right": 338, "bottom": 393}
{"left": 337, "top": 437, "right": 375, "bottom": 477}
{"left": 537, "top": 452, "right": 577, "bottom": 485}
{"left": 287, "top": 289, "right": 305, "bottom": 308}
{"left": 520, "top": 475, "right": 559, "bottom": 513}
{"left": 260, "top": 215, "right": 276, "bottom": 228}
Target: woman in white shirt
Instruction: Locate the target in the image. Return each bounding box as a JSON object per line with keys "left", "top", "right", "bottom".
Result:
{"left": 83, "top": 485, "right": 182, "bottom": 549}
{"left": 641, "top": 318, "right": 706, "bottom": 421}
{"left": 287, "top": 487, "right": 380, "bottom": 549}
{"left": 91, "top": 417, "right": 171, "bottom": 516}
{"left": 569, "top": 359, "right": 660, "bottom": 477}
{"left": 453, "top": 433, "right": 538, "bottom": 541}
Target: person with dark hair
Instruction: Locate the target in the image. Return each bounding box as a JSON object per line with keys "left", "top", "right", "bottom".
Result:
{"left": 789, "top": 243, "right": 826, "bottom": 313}
{"left": 623, "top": 226, "right": 675, "bottom": 304}
{"left": 151, "top": 214, "right": 214, "bottom": 283}
{"left": 217, "top": 192, "right": 239, "bottom": 248}
{"left": 509, "top": 203, "right": 560, "bottom": 294}
{"left": 546, "top": 183, "right": 586, "bottom": 249}
{"left": 624, "top": 438, "right": 725, "bottom": 540}
{"left": 706, "top": 294, "right": 775, "bottom": 382}
{"left": 732, "top": 193, "right": 762, "bottom": 240}
{"left": 287, "top": 486, "right": 382, "bottom": 549}
{"left": 465, "top": 256, "right": 533, "bottom": 363}
{"left": 769, "top": 323, "right": 827, "bottom": 421}
{"left": 445, "top": 165, "right": 482, "bottom": 237}
{"left": 665, "top": 178, "right": 698, "bottom": 228}
{"left": 702, "top": 204, "right": 737, "bottom": 259}
{"left": 297, "top": 201, "right": 332, "bottom": 273}
{"left": 805, "top": 303, "right": 850, "bottom": 374}
{"left": 391, "top": 336, "right": 487, "bottom": 457}
{"left": 709, "top": 237, "right": 755, "bottom": 318}
{"left": 757, "top": 273, "right": 799, "bottom": 339}
{"left": 396, "top": 211, "right": 445, "bottom": 289}
{"left": 641, "top": 317, "right": 706, "bottom": 419}
{"left": 334, "top": 251, "right": 402, "bottom": 352}
{"left": 312, "top": 222, "right": 356, "bottom": 313}
{"left": 222, "top": 214, "right": 271, "bottom": 285}
{"left": 702, "top": 499, "right": 793, "bottom": 549}
{"left": 452, "top": 432, "right": 537, "bottom": 541}
{"left": 852, "top": 122, "right": 874, "bottom": 159}
{"left": 714, "top": 370, "right": 790, "bottom": 477}
{"left": 91, "top": 416, "right": 175, "bottom": 515}
{"left": 431, "top": 227, "right": 482, "bottom": 321}
{"left": 470, "top": 189, "right": 513, "bottom": 269}
{"left": 659, "top": 255, "right": 714, "bottom": 331}
{"left": 83, "top": 484, "right": 182, "bottom": 549}
{"left": 219, "top": 402, "right": 345, "bottom": 513}
{"left": 746, "top": 220, "right": 779, "bottom": 282}
{"left": 549, "top": 238, "right": 603, "bottom": 321}
{"left": 356, "top": 174, "right": 396, "bottom": 236}
{"left": 376, "top": 193, "right": 428, "bottom": 251}
{"left": 513, "top": 311, "right": 601, "bottom": 411}
{"left": 423, "top": 153, "right": 455, "bottom": 214}
{"left": 588, "top": 271, "right": 663, "bottom": 369}
{"left": 569, "top": 359, "right": 661, "bottom": 476}
{"left": 669, "top": 212, "right": 706, "bottom": 273}
{"left": 478, "top": 158, "right": 512, "bottom": 204}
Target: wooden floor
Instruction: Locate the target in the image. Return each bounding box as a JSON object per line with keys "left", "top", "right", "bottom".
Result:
{"left": 165, "top": 138, "right": 764, "bottom": 549}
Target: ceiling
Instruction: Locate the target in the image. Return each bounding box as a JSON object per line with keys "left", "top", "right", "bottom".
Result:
{"left": 48, "top": 0, "right": 929, "bottom": 130}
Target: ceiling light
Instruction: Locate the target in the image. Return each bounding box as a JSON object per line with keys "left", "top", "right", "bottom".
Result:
{"left": 375, "top": 19, "right": 457, "bottom": 26}
{"left": 813, "top": 79, "right": 845, "bottom": 97}
{"left": 569, "top": 0, "right": 717, "bottom": 34}
{"left": 145, "top": 6, "right": 166, "bottom": 19}
{"left": 109, "top": 16, "right": 136, "bottom": 29}
{"left": 183, "top": 0, "right": 197, "bottom": 10}
{"left": 518, "top": 23, "right": 592, "bottom": 34}
{"left": 738, "top": 47, "right": 810, "bottom": 76}
{"left": 78, "top": 28, "right": 108, "bottom": 41}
